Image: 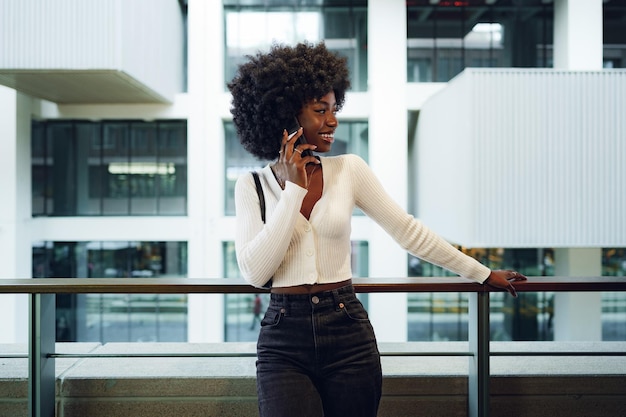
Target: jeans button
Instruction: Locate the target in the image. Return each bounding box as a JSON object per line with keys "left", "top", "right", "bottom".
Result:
{"left": 311, "top": 296, "right": 320, "bottom": 304}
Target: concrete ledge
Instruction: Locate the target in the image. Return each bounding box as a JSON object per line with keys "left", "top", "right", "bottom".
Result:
{"left": 1, "top": 342, "right": 625, "bottom": 417}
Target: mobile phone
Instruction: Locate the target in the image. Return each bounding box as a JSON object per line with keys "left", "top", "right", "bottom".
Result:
{"left": 287, "top": 118, "right": 313, "bottom": 157}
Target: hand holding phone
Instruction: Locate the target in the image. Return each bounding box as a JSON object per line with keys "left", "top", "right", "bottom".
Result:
{"left": 287, "top": 118, "right": 313, "bottom": 157}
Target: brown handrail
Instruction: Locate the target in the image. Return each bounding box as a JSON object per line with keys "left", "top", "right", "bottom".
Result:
{"left": 1, "top": 276, "right": 625, "bottom": 294}
{"left": 353, "top": 276, "right": 626, "bottom": 293}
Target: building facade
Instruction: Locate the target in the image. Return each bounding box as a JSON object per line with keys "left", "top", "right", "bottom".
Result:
{"left": 0, "top": 0, "right": 624, "bottom": 344}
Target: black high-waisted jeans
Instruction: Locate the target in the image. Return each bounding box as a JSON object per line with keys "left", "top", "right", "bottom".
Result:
{"left": 256, "top": 284, "right": 382, "bottom": 417}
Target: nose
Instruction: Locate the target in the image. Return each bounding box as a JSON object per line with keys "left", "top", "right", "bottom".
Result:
{"left": 326, "top": 113, "right": 338, "bottom": 127}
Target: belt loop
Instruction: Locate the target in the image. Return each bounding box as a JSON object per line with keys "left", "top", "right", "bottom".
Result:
{"left": 331, "top": 289, "right": 342, "bottom": 311}
{"left": 280, "top": 294, "right": 289, "bottom": 316}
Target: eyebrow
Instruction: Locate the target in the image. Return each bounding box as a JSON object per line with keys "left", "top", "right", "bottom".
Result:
{"left": 312, "top": 99, "right": 337, "bottom": 108}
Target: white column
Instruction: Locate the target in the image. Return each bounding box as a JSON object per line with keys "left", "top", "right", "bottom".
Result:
{"left": 551, "top": 0, "right": 604, "bottom": 342}
{"left": 553, "top": 248, "right": 602, "bottom": 341}
{"left": 186, "top": 0, "right": 225, "bottom": 342}
{"left": 553, "top": 0, "right": 603, "bottom": 70}
{"left": 366, "top": 0, "right": 409, "bottom": 342}
{"left": 0, "top": 85, "right": 31, "bottom": 343}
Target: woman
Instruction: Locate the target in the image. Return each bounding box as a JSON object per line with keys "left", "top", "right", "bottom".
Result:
{"left": 229, "top": 41, "right": 526, "bottom": 417}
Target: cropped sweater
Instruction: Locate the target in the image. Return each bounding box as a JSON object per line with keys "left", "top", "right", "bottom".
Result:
{"left": 234, "top": 154, "right": 491, "bottom": 288}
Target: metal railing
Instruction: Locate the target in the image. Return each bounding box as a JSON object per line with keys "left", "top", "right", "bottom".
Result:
{"left": 1, "top": 276, "right": 625, "bottom": 417}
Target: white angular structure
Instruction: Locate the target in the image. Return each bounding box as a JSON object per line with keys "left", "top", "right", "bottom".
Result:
{"left": 417, "top": 68, "right": 626, "bottom": 248}
{"left": 0, "top": 0, "right": 184, "bottom": 103}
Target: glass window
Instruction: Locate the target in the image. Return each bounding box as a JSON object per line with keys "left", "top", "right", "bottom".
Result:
{"left": 604, "top": 2, "right": 626, "bottom": 69}
{"left": 78, "top": 122, "right": 103, "bottom": 215}
{"left": 129, "top": 122, "right": 158, "bottom": 215}
{"left": 31, "top": 121, "right": 47, "bottom": 216}
{"left": 406, "top": 2, "right": 625, "bottom": 81}
{"left": 31, "top": 120, "right": 188, "bottom": 216}
{"left": 32, "top": 241, "right": 188, "bottom": 343}
{"left": 407, "top": 2, "right": 554, "bottom": 82}
{"left": 224, "top": 120, "right": 368, "bottom": 215}
{"left": 224, "top": 3, "right": 368, "bottom": 91}
{"left": 158, "top": 122, "right": 188, "bottom": 214}
{"left": 223, "top": 240, "right": 368, "bottom": 342}
{"left": 408, "top": 247, "right": 626, "bottom": 342}
{"left": 47, "top": 122, "right": 76, "bottom": 215}
{"left": 408, "top": 248, "right": 553, "bottom": 342}
{"left": 602, "top": 248, "right": 626, "bottom": 341}
{"left": 102, "top": 122, "right": 131, "bottom": 215}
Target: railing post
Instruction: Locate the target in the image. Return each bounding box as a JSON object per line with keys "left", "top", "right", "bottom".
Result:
{"left": 468, "top": 290, "right": 490, "bottom": 417}
{"left": 29, "top": 293, "right": 56, "bottom": 417}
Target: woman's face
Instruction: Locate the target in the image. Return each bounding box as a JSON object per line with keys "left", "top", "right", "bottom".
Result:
{"left": 296, "top": 91, "right": 338, "bottom": 154}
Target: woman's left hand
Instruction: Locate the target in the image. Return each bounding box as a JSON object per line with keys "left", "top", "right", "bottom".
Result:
{"left": 484, "top": 270, "right": 527, "bottom": 297}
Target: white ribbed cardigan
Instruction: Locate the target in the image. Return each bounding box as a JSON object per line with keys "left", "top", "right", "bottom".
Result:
{"left": 234, "top": 154, "right": 490, "bottom": 289}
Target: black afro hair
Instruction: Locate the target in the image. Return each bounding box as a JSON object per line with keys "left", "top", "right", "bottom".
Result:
{"left": 227, "top": 41, "right": 351, "bottom": 161}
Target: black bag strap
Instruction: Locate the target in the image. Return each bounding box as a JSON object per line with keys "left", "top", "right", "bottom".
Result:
{"left": 251, "top": 171, "right": 266, "bottom": 223}
{"left": 251, "top": 171, "right": 272, "bottom": 289}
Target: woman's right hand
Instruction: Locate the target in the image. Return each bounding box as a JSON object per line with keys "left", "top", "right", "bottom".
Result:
{"left": 272, "top": 128, "right": 319, "bottom": 189}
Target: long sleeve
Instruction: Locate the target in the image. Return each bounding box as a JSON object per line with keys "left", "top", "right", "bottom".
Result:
{"left": 348, "top": 154, "right": 491, "bottom": 283}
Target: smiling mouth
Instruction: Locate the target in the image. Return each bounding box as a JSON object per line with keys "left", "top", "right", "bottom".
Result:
{"left": 320, "top": 133, "right": 334, "bottom": 143}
